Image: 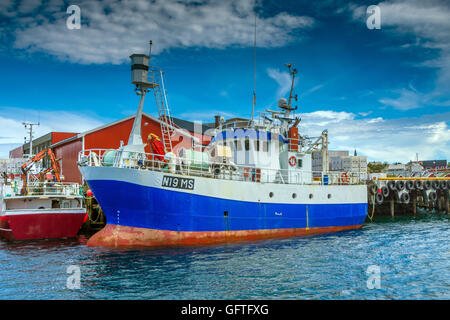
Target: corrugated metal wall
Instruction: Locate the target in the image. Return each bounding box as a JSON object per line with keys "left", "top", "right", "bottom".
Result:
{"left": 51, "top": 132, "right": 78, "bottom": 145}
{"left": 84, "top": 116, "right": 194, "bottom": 154}
{"left": 54, "top": 139, "right": 83, "bottom": 183}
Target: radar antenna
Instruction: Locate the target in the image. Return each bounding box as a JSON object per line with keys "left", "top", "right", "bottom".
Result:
{"left": 280, "top": 63, "right": 298, "bottom": 116}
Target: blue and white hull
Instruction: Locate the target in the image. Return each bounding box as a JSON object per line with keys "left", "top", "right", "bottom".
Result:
{"left": 80, "top": 166, "right": 368, "bottom": 247}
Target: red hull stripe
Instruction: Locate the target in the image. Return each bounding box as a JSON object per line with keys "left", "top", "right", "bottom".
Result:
{"left": 0, "top": 211, "right": 86, "bottom": 240}
{"left": 87, "top": 224, "right": 363, "bottom": 248}
{"left": 3, "top": 209, "right": 85, "bottom": 216}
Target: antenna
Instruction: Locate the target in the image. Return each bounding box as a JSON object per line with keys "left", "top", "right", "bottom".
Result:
{"left": 250, "top": 1, "right": 257, "bottom": 123}
{"left": 277, "top": 63, "right": 298, "bottom": 116}
{"left": 286, "top": 63, "right": 298, "bottom": 109}
{"left": 149, "top": 40, "right": 152, "bottom": 58}
{"left": 22, "top": 121, "right": 40, "bottom": 158}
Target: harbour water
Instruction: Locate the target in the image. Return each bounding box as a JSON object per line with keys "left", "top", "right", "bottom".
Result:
{"left": 1, "top": 212, "right": 449, "bottom": 300}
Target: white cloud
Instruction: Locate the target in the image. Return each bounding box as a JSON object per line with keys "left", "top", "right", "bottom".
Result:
{"left": 302, "top": 84, "right": 324, "bottom": 97}
{"left": 10, "top": 0, "right": 315, "bottom": 64}
{"left": 0, "top": 0, "right": 14, "bottom": 17}
{"left": 0, "top": 106, "right": 109, "bottom": 158}
{"left": 379, "top": 89, "right": 422, "bottom": 110}
{"left": 17, "top": 0, "right": 42, "bottom": 14}
{"left": 267, "top": 68, "right": 293, "bottom": 99}
{"left": 299, "top": 110, "right": 450, "bottom": 163}
{"left": 346, "top": 0, "right": 450, "bottom": 108}
{"left": 301, "top": 110, "right": 355, "bottom": 126}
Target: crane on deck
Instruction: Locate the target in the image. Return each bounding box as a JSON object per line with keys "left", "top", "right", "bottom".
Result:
{"left": 21, "top": 148, "right": 61, "bottom": 195}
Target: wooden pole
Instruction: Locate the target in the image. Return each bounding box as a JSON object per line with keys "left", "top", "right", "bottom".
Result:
{"left": 390, "top": 199, "right": 395, "bottom": 218}
{"left": 446, "top": 192, "right": 449, "bottom": 214}
{"left": 413, "top": 197, "right": 417, "bottom": 216}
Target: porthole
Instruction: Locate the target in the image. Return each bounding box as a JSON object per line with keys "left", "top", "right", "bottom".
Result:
{"left": 328, "top": 194, "right": 331, "bottom": 199}
{"left": 269, "top": 192, "right": 274, "bottom": 198}
{"left": 309, "top": 193, "right": 313, "bottom": 199}
{"left": 292, "top": 193, "right": 297, "bottom": 199}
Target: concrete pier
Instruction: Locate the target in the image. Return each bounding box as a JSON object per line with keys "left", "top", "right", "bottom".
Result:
{"left": 367, "top": 178, "right": 450, "bottom": 218}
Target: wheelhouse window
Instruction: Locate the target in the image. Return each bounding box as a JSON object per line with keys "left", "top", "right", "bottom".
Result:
{"left": 254, "top": 140, "right": 260, "bottom": 151}
{"left": 236, "top": 140, "right": 242, "bottom": 151}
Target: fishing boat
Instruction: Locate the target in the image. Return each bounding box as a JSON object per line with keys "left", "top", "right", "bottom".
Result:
{"left": 78, "top": 48, "right": 368, "bottom": 247}
{"left": 0, "top": 150, "right": 87, "bottom": 240}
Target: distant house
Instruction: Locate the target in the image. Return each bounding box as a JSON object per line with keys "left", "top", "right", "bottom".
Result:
{"left": 171, "top": 117, "right": 215, "bottom": 136}
{"left": 406, "top": 161, "right": 424, "bottom": 176}
{"left": 385, "top": 163, "right": 408, "bottom": 176}
{"left": 419, "top": 160, "right": 447, "bottom": 170}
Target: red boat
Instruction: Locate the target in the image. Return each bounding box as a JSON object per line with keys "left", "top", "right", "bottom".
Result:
{"left": 0, "top": 150, "right": 87, "bottom": 241}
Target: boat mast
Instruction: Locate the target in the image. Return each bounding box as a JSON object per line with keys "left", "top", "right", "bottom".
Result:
{"left": 285, "top": 63, "right": 297, "bottom": 116}
{"left": 250, "top": 2, "right": 257, "bottom": 125}
{"left": 126, "top": 41, "right": 154, "bottom": 153}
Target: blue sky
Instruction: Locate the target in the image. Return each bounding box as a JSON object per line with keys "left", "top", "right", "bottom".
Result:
{"left": 0, "top": 0, "right": 449, "bottom": 162}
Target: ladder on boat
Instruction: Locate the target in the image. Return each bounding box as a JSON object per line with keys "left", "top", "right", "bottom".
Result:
{"left": 149, "top": 68, "right": 174, "bottom": 153}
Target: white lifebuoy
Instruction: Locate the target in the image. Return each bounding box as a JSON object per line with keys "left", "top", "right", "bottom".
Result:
{"left": 289, "top": 156, "right": 297, "bottom": 167}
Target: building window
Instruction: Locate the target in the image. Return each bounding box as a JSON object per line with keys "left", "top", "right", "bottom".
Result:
{"left": 244, "top": 138, "right": 250, "bottom": 151}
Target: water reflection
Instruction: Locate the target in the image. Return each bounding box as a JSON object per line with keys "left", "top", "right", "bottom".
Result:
{"left": 0, "top": 214, "right": 449, "bottom": 299}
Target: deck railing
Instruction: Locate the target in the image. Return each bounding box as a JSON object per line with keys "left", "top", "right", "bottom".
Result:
{"left": 78, "top": 149, "right": 366, "bottom": 185}
{"left": 2, "top": 181, "right": 82, "bottom": 197}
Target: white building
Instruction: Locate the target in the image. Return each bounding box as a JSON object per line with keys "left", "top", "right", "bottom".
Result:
{"left": 330, "top": 156, "right": 343, "bottom": 171}
{"left": 342, "top": 155, "right": 368, "bottom": 174}
{"left": 312, "top": 150, "right": 349, "bottom": 172}
{"left": 408, "top": 162, "right": 424, "bottom": 176}
{"left": 385, "top": 163, "right": 407, "bottom": 176}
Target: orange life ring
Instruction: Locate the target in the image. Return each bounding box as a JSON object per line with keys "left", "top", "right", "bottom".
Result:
{"left": 289, "top": 156, "right": 297, "bottom": 167}
{"left": 341, "top": 172, "right": 349, "bottom": 183}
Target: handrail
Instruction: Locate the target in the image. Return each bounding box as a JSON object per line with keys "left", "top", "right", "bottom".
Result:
{"left": 377, "top": 177, "right": 450, "bottom": 180}
{"left": 2, "top": 181, "right": 82, "bottom": 197}
{"left": 78, "top": 149, "right": 366, "bottom": 186}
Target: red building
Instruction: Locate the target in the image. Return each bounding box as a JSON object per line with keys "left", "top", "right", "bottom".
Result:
{"left": 51, "top": 113, "right": 213, "bottom": 183}
{"left": 9, "top": 132, "right": 78, "bottom": 159}
{"left": 9, "top": 146, "right": 23, "bottom": 158}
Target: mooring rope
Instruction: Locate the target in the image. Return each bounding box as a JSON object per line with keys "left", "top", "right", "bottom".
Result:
{"left": 367, "top": 191, "right": 376, "bottom": 222}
